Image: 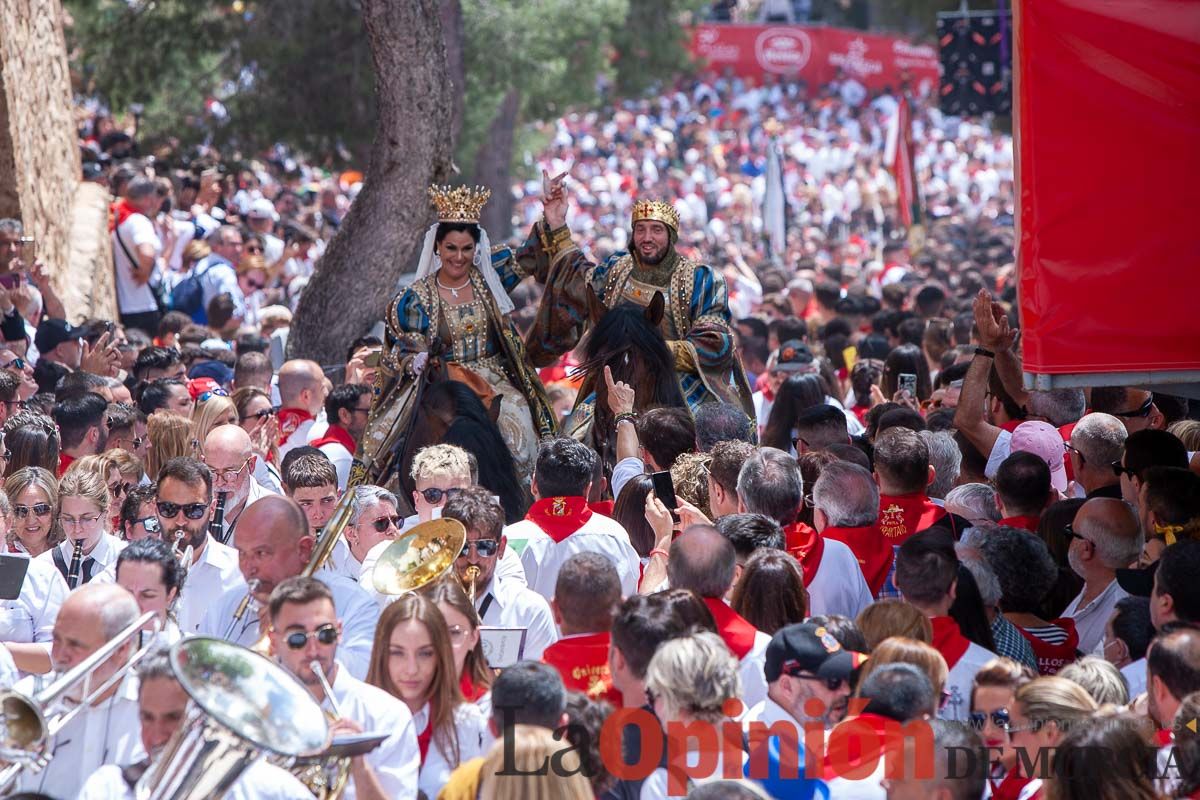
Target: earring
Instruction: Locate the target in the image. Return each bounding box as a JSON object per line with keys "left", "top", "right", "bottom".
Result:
{"left": 473, "top": 247, "right": 483, "bottom": 267}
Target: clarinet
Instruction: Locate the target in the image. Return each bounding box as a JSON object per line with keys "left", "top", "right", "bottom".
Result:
{"left": 66, "top": 538, "right": 85, "bottom": 589}
{"left": 210, "top": 491, "right": 229, "bottom": 544}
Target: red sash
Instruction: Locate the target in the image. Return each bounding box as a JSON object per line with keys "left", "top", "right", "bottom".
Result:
{"left": 930, "top": 616, "right": 971, "bottom": 671}
{"left": 417, "top": 705, "right": 434, "bottom": 765}
{"left": 58, "top": 452, "right": 75, "bottom": 478}
{"left": 877, "top": 493, "right": 947, "bottom": 542}
{"left": 702, "top": 597, "right": 758, "bottom": 660}
{"left": 783, "top": 522, "right": 826, "bottom": 586}
{"left": 459, "top": 670, "right": 488, "bottom": 704}
{"left": 999, "top": 514, "right": 1041, "bottom": 533}
{"left": 525, "top": 497, "right": 593, "bottom": 544}
{"left": 821, "top": 524, "right": 890, "bottom": 596}
{"left": 542, "top": 632, "right": 622, "bottom": 706}
{"left": 277, "top": 407, "right": 314, "bottom": 447}
{"left": 310, "top": 424, "right": 355, "bottom": 454}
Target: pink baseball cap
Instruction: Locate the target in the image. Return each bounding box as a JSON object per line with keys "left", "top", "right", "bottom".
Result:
{"left": 1010, "top": 421, "right": 1068, "bottom": 492}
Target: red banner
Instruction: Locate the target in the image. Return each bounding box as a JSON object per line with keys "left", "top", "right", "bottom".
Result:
{"left": 1017, "top": 0, "right": 1200, "bottom": 379}
{"left": 690, "top": 24, "right": 940, "bottom": 93}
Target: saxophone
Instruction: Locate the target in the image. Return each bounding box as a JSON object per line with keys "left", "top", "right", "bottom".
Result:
{"left": 65, "top": 538, "right": 85, "bottom": 589}
{"left": 210, "top": 491, "right": 229, "bottom": 544}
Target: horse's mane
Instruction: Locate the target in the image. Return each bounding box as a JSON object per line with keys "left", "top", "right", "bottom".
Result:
{"left": 579, "top": 302, "right": 684, "bottom": 409}
{"left": 425, "top": 381, "right": 528, "bottom": 523}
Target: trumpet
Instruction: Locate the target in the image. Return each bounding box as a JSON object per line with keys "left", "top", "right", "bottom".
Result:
{"left": 464, "top": 565, "right": 480, "bottom": 606}
{"left": 0, "top": 610, "right": 158, "bottom": 792}
{"left": 295, "top": 660, "right": 351, "bottom": 800}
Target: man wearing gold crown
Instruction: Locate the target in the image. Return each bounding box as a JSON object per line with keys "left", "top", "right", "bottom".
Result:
{"left": 358, "top": 185, "right": 557, "bottom": 498}
{"left": 526, "top": 173, "right": 755, "bottom": 428}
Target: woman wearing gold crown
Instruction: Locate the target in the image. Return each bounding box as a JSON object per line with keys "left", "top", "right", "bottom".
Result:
{"left": 359, "top": 185, "right": 557, "bottom": 494}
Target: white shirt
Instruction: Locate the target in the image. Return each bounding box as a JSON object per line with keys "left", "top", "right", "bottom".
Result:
{"left": 15, "top": 670, "right": 144, "bottom": 797}
{"left": 0, "top": 552, "right": 68, "bottom": 644}
{"left": 220, "top": 479, "right": 282, "bottom": 548}
{"left": 512, "top": 510, "right": 640, "bottom": 601}
{"left": 1062, "top": 579, "right": 1129, "bottom": 656}
{"left": 1123, "top": 657, "right": 1147, "bottom": 698}
{"left": 192, "top": 253, "right": 246, "bottom": 320}
{"left": 38, "top": 532, "right": 126, "bottom": 586}
{"left": 807, "top": 538, "right": 874, "bottom": 619}
{"left": 280, "top": 417, "right": 319, "bottom": 460}
{"left": 611, "top": 456, "right": 645, "bottom": 503}
{"left": 325, "top": 538, "right": 364, "bottom": 583}
{"left": 739, "top": 630, "right": 773, "bottom": 713}
{"left": 253, "top": 457, "right": 284, "bottom": 495}
{"left": 79, "top": 757, "right": 316, "bottom": 800}
{"left": 941, "top": 641, "right": 997, "bottom": 723}
{"left": 112, "top": 211, "right": 161, "bottom": 315}
{"left": 0, "top": 644, "right": 17, "bottom": 687}
{"left": 984, "top": 428, "right": 1013, "bottom": 478}
{"left": 325, "top": 662, "right": 420, "bottom": 800}
{"left": 201, "top": 573, "right": 380, "bottom": 679}
{"left": 412, "top": 699, "right": 489, "bottom": 799}
{"left": 174, "top": 535, "right": 245, "bottom": 635}
{"left": 475, "top": 576, "right": 558, "bottom": 661}
{"left": 317, "top": 440, "right": 353, "bottom": 491}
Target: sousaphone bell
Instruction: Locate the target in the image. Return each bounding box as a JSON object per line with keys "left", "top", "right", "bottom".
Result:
{"left": 370, "top": 518, "right": 466, "bottom": 596}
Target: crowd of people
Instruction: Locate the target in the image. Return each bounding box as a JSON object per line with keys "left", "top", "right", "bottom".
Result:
{"left": 0, "top": 56, "right": 1194, "bottom": 800}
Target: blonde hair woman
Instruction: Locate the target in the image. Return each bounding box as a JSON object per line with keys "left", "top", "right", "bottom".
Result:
{"left": 477, "top": 725, "right": 592, "bottom": 800}
{"left": 39, "top": 468, "right": 124, "bottom": 589}
{"left": 856, "top": 599, "right": 933, "bottom": 650}
{"left": 146, "top": 411, "right": 195, "bottom": 481}
{"left": 997, "top": 677, "right": 1099, "bottom": 799}
{"left": 1056, "top": 656, "right": 1129, "bottom": 706}
{"left": 855, "top": 637, "right": 948, "bottom": 712}
{"left": 3, "top": 467, "right": 63, "bottom": 556}
{"left": 190, "top": 393, "right": 239, "bottom": 446}
{"left": 64, "top": 452, "right": 128, "bottom": 530}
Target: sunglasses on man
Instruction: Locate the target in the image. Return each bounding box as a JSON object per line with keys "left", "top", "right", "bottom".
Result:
{"left": 419, "top": 487, "right": 463, "bottom": 504}
{"left": 156, "top": 501, "right": 208, "bottom": 520}
{"left": 1110, "top": 396, "right": 1154, "bottom": 419}
{"left": 459, "top": 539, "right": 500, "bottom": 558}
{"left": 282, "top": 624, "right": 339, "bottom": 650}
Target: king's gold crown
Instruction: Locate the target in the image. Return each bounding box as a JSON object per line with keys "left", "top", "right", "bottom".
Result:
{"left": 429, "top": 184, "right": 491, "bottom": 224}
{"left": 630, "top": 199, "right": 679, "bottom": 232}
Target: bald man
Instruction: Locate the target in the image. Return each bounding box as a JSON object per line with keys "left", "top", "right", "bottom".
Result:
{"left": 277, "top": 359, "right": 330, "bottom": 458}
{"left": 666, "top": 525, "right": 771, "bottom": 710}
{"left": 200, "top": 495, "right": 381, "bottom": 679}
{"left": 1063, "top": 497, "right": 1144, "bottom": 654}
{"left": 14, "top": 584, "right": 146, "bottom": 798}
{"left": 203, "top": 423, "right": 279, "bottom": 545}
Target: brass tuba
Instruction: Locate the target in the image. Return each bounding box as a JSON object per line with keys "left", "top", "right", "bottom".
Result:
{"left": 370, "top": 518, "right": 467, "bottom": 596}
{"left": 135, "top": 637, "right": 330, "bottom": 800}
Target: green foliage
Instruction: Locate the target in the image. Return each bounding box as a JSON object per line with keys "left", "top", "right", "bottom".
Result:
{"left": 611, "top": 0, "right": 707, "bottom": 98}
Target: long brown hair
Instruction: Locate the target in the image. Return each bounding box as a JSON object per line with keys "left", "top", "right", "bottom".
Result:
{"left": 421, "top": 576, "right": 492, "bottom": 696}
{"left": 366, "top": 592, "right": 465, "bottom": 764}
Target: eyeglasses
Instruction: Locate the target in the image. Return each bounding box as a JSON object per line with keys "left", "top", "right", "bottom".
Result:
{"left": 419, "top": 487, "right": 463, "bottom": 504}
{"left": 1111, "top": 461, "right": 1136, "bottom": 479}
{"left": 1063, "top": 523, "right": 1092, "bottom": 545}
{"left": 240, "top": 408, "right": 277, "bottom": 422}
{"left": 155, "top": 501, "right": 208, "bottom": 520}
{"left": 1111, "top": 396, "right": 1155, "bottom": 419}
{"left": 788, "top": 671, "right": 845, "bottom": 692}
{"left": 108, "top": 481, "right": 132, "bottom": 498}
{"left": 60, "top": 512, "right": 103, "bottom": 528}
{"left": 3, "top": 400, "right": 24, "bottom": 412}
{"left": 244, "top": 246, "right": 264, "bottom": 255}
{"left": 210, "top": 457, "right": 251, "bottom": 483}
{"left": 4, "top": 357, "right": 26, "bottom": 371}
{"left": 368, "top": 515, "right": 402, "bottom": 533}
{"left": 1063, "top": 441, "right": 1085, "bottom": 463}
{"left": 351, "top": 406, "right": 373, "bottom": 416}
{"left": 137, "top": 516, "right": 161, "bottom": 534}
{"left": 198, "top": 389, "right": 229, "bottom": 403}
{"left": 282, "top": 624, "right": 338, "bottom": 650}
{"left": 245, "top": 279, "right": 265, "bottom": 290}
{"left": 968, "top": 709, "right": 1011, "bottom": 731}
{"left": 460, "top": 538, "right": 500, "bottom": 558}
{"left": 13, "top": 503, "right": 52, "bottom": 519}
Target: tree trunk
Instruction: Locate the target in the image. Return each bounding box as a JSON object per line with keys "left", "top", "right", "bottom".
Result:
{"left": 288, "top": 0, "right": 455, "bottom": 366}
{"left": 439, "top": 0, "right": 465, "bottom": 155}
{"left": 473, "top": 88, "right": 520, "bottom": 240}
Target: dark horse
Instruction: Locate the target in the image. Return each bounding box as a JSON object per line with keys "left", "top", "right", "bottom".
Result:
{"left": 391, "top": 377, "right": 527, "bottom": 523}
{"left": 571, "top": 288, "right": 687, "bottom": 479}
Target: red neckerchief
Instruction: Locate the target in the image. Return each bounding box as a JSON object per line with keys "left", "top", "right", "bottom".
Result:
{"left": 702, "top": 597, "right": 758, "bottom": 660}
{"left": 542, "top": 632, "right": 623, "bottom": 706}
{"left": 1000, "top": 419, "right": 1022, "bottom": 433}
{"left": 877, "top": 493, "right": 947, "bottom": 542}
{"left": 525, "top": 496, "right": 594, "bottom": 544}
{"left": 930, "top": 616, "right": 971, "bottom": 670}
{"left": 1156, "top": 727, "right": 1175, "bottom": 747}
{"left": 588, "top": 500, "right": 614, "bottom": 517}
{"left": 821, "top": 524, "right": 891, "bottom": 596}
{"left": 459, "top": 670, "right": 487, "bottom": 704}
{"left": 999, "top": 514, "right": 1041, "bottom": 533}
{"left": 1016, "top": 617, "right": 1079, "bottom": 676}
{"left": 110, "top": 197, "right": 138, "bottom": 232}
{"left": 783, "top": 522, "right": 826, "bottom": 586}
{"left": 822, "top": 713, "right": 902, "bottom": 780}
{"left": 276, "top": 407, "right": 314, "bottom": 447}
{"left": 58, "top": 452, "right": 75, "bottom": 478}
{"left": 417, "top": 704, "right": 434, "bottom": 765}
{"left": 310, "top": 423, "right": 355, "bottom": 453}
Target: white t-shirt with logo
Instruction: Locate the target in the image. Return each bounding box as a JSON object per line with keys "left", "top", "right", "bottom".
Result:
{"left": 112, "top": 212, "right": 161, "bottom": 314}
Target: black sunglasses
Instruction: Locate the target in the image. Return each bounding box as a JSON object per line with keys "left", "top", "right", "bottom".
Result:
{"left": 156, "top": 501, "right": 208, "bottom": 520}
{"left": 1111, "top": 396, "right": 1155, "bottom": 418}
{"left": 284, "top": 624, "right": 338, "bottom": 650}
{"left": 789, "top": 671, "right": 845, "bottom": 692}
{"left": 240, "top": 407, "right": 278, "bottom": 422}
{"left": 1111, "top": 461, "right": 1136, "bottom": 479}
{"left": 969, "top": 709, "right": 1011, "bottom": 731}
{"left": 420, "top": 487, "right": 463, "bottom": 504}
{"left": 369, "top": 515, "right": 402, "bottom": 533}
{"left": 4, "top": 357, "right": 26, "bottom": 370}
{"left": 13, "top": 503, "right": 52, "bottom": 519}
{"left": 1063, "top": 522, "right": 1092, "bottom": 544}
{"left": 460, "top": 539, "right": 500, "bottom": 558}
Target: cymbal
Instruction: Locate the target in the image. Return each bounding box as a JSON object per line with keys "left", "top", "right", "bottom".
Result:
{"left": 370, "top": 518, "right": 466, "bottom": 595}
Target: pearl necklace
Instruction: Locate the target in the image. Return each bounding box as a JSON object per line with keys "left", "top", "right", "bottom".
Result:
{"left": 436, "top": 274, "right": 471, "bottom": 299}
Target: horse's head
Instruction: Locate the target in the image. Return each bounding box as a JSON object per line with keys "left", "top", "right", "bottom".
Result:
{"left": 581, "top": 289, "right": 683, "bottom": 413}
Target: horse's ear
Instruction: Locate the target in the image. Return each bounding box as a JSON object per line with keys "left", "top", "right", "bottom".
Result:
{"left": 645, "top": 291, "right": 666, "bottom": 327}
{"left": 586, "top": 285, "right": 606, "bottom": 325}
{"left": 486, "top": 394, "right": 503, "bottom": 424}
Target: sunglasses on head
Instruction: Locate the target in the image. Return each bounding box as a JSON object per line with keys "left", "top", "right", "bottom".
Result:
{"left": 108, "top": 481, "right": 132, "bottom": 498}
{"left": 1111, "top": 396, "right": 1155, "bottom": 419}
{"left": 283, "top": 624, "right": 338, "bottom": 650}
{"left": 198, "top": 389, "right": 229, "bottom": 403}
{"left": 460, "top": 538, "right": 500, "bottom": 558}
{"left": 369, "top": 515, "right": 402, "bottom": 533}
{"left": 13, "top": 503, "right": 52, "bottom": 519}
{"left": 156, "top": 501, "right": 208, "bottom": 520}
{"left": 420, "top": 487, "right": 463, "bottom": 504}
{"left": 969, "top": 709, "right": 1011, "bottom": 731}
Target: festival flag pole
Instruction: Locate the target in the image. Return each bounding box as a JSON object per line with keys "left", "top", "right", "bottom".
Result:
{"left": 885, "top": 94, "right": 925, "bottom": 254}
{"left": 762, "top": 120, "right": 787, "bottom": 266}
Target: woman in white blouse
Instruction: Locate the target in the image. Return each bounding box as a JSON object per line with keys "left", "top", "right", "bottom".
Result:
{"left": 115, "top": 537, "right": 184, "bottom": 646}
{"left": 366, "top": 590, "right": 487, "bottom": 800}
{"left": 422, "top": 577, "right": 493, "bottom": 714}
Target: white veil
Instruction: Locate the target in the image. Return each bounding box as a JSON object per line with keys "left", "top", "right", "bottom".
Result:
{"left": 413, "top": 223, "right": 515, "bottom": 315}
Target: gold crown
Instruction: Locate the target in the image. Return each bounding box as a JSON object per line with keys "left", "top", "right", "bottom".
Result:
{"left": 630, "top": 199, "right": 679, "bottom": 232}
{"left": 429, "top": 184, "right": 491, "bottom": 224}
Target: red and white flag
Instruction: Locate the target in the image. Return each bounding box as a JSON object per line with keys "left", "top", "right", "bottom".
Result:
{"left": 884, "top": 95, "right": 922, "bottom": 228}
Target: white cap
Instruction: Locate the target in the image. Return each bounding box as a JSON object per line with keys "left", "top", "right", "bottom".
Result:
{"left": 247, "top": 197, "right": 279, "bottom": 221}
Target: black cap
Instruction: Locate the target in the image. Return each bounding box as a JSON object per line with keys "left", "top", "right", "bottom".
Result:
{"left": 1116, "top": 562, "right": 1156, "bottom": 598}
{"left": 774, "top": 340, "right": 816, "bottom": 374}
{"left": 764, "top": 622, "right": 868, "bottom": 683}
{"left": 34, "top": 318, "right": 82, "bottom": 354}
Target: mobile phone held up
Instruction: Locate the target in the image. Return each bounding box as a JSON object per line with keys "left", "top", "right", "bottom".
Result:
{"left": 0, "top": 271, "right": 24, "bottom": 291}
{"left": 651, "top": 470, "right": 679, "bottom": 524}
{"left": 899, "top": 373, "right": 917, "bottom": 397}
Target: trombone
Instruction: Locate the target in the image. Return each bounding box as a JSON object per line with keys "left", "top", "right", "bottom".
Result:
{"left": 0, "top": 610, "right": 158, "bottom": 792}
